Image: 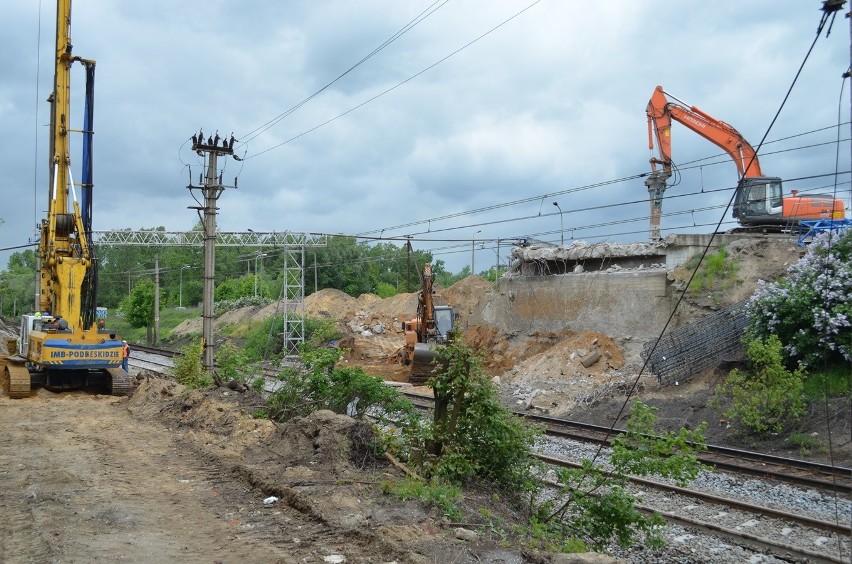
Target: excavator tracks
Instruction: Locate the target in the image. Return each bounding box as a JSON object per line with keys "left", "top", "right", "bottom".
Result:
{"left": 409, "top": 363, "right": 437, "bottom": 387}
{"left": 107, "top": 368, "right": 135, "bottom": 396}
{"left": 3, "top": 362, "right": 32, "bottom": 399}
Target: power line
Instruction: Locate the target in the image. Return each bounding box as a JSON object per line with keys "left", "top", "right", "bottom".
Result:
{"left": 238, "top": 1, "right": 452, "bottom": 146}
{"left": 244, "top": 1, "right": 543, "bottom": 160}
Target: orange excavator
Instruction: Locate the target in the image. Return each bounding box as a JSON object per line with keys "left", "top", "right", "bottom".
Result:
{"left": 397, "top": 264, "right": 455, "bottom": 385}
{"left": 645, "top": 85, "right": 845, "bottom": 239}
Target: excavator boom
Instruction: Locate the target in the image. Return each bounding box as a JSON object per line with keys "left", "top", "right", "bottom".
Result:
{"left": 647, "top": 85, "right": 763, "bottom": 178}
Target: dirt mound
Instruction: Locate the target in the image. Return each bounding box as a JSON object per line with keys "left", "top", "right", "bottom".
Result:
{"left": 441, "top": 276, "right": 492, "bottom": 326}
{"left": 126, "top": 378, "right": 276, "bottom": 459}
{"left": 305, "top": 288, "right": 359, "bottom": 319}
{"left": 669, "top": 237, "right": 803, "bottom": 319}
{"left": 493, "top": 330, "right": 630, "bottom": 415}
{"left": 122, "top": 376, "right": 543, "bottom": 561}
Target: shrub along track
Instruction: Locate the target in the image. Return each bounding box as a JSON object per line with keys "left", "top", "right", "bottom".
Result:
{"left": 405, "top": 390, "right": 852, "bottom": 562}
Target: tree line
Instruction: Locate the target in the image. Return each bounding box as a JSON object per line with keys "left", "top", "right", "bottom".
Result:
{"left": 0, "top": 230, "right": 477, "bottom": 317}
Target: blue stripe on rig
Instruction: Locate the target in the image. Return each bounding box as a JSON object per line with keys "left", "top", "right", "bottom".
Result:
{"left": 42, "top": 340, "right": 123, "bottom": 368}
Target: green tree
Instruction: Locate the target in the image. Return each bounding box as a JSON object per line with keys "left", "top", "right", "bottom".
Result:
{"left": 0, "top": 250, "right": 38, "bottom": 316}
{"left": 309, "top": 236, "right": 434, "bottom": 297}
{"left": 120, "top": 279, "right": 157, "bottom": 343}
{"left": 420, "top": 338, "right": 538, "bottom": 490}
{"left": 214, "top": 274, "right": 256, "bottom": 301}
{"left": 434, "top": 262, "right": 469, "bottom": 287}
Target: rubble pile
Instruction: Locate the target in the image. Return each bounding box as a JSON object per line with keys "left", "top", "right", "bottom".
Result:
{"left": 512, "top": 238, "right": 671, "bottom": 261}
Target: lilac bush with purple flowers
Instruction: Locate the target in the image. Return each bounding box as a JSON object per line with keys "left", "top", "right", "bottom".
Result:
{"left": 746, "top": 228, "right": 852, "bottom": 367}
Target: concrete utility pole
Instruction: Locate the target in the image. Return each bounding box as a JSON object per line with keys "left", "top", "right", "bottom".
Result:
{"left": 406, "top": 237, "right": 412, "bottom": 292}
{"left": 471, "top": 230, "right": 481, "bottom": 276}
{"left": 153, "top": 252, "right": 160, "bottom": 344}
{"left": 189, "top": 130, "right": 236, "bottom": 372}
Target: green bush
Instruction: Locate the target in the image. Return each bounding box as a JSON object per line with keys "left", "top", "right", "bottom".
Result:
{"left": 714, "top": 335, "right": 807, "bottom": 434}
{"left": 374, "top": 282, "right": 398, "bottom": 298}
{"left": 264, "top": 346, "right": 414, "bottom": 427}
{"left": 172, "top": 338, "right": 212, "bottom": 389}
{"left": 536, "top": 400, "right": 707, "bottom": 550}
{"left": 214, "top": 342, "right": 252, "bottom": 382}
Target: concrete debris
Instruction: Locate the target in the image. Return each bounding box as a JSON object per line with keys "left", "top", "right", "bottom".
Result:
{"left": 454, "top": 527, "right": 480, "bottom": 542}
{"left": 511, "top": 238, "right": 671, "bottom": 262}
{"left": 580, "top": 348, "right": 601, "bottom": 368}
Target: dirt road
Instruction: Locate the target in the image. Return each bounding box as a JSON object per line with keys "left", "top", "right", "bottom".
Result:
{"left": 0, "top": 382, "right": 533, "bottom": 564}
{"left": 0, "top": 390, "right": 318, "bottom": 562}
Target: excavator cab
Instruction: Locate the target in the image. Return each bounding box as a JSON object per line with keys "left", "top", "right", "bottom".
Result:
{"left": 734, "top": 177, "right": 784, "bottom": 223}
{"left": 433, "top": 306, "right": 454, "bottom": 345}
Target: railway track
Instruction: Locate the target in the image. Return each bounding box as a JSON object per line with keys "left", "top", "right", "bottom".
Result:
{"left": 404, "top": 392, "right": 851, "bottom": 494}
{"left": 537, "top": 461, "right": 849, "bottom": 564}
{"left": 524, "top": 411, "right": 852, "bottom": 495}
{"left": 404, "top": 390, "right": 850, "bottom": 563}
{"left": 126, "top": 344, "right": 179, "bottom": 373}
{"left": 130, "top": 344, "right": 180, "bottom": 358}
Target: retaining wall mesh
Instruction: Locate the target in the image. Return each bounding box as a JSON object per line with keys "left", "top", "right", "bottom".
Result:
{"left": 642, "top": 301, "right": 749, "bottom": 386}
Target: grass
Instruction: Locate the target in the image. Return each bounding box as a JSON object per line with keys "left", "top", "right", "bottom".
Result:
{"left": 786, "top": 432, "right": 828, "bottom": 456}
{"left": 803, "top": 364, "right": 852, "bottom": 400}
{"left": 381, "top": 478, "right": 463, "bottom": 521}
{"left": 687, "top": 248, "right": 740, "bottom": 293}
{"left": 105, "top": 306, "right": 202, "bottom": 345}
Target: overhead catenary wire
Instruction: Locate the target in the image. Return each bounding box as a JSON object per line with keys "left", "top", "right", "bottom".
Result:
{"left": 354, "top": 140, "right": 850, "bottom": 240}
{"left": 88, "top": 169, "right": 849, "bottom": 283}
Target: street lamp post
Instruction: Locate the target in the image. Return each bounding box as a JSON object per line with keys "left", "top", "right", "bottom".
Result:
{"left": 471, "top": 230, "right": 481, "bottom": 275}
{"left": 553, "top": 201, "right": 564, "bottom": 246}
{"left": 254, "top": 253, "right": 268, "bottom": 298}
{"left": 179, "top": 265, "right": 191, "bottom": 308}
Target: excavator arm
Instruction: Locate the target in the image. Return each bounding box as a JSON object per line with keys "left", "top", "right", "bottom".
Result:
{"left": 647, "top": 85, "right": 764, "bottom": 178}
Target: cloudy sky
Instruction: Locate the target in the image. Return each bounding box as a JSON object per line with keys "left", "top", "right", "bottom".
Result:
{"left": 2, "top": 1, "right": 850, "bottom": 275}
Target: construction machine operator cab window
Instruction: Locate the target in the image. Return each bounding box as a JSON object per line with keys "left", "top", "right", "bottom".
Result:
{"left": 434, "top": 307, "right": 454, "bottom": 343}
{"left": 748, "top": 183, "right": 766, "bottom": 215}
{"left": 743, "top": 178, "right": 783, "bottom": 217}
{"left": 768, "top": 181, "right": 783, "bottom": 213}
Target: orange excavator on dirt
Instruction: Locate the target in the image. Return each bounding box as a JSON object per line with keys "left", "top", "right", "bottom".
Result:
{"left": 644, "top": 84, "right": 846, "bottom": 239}
{"left": 397, "top": 264, "right": 455, "bottom": 385}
